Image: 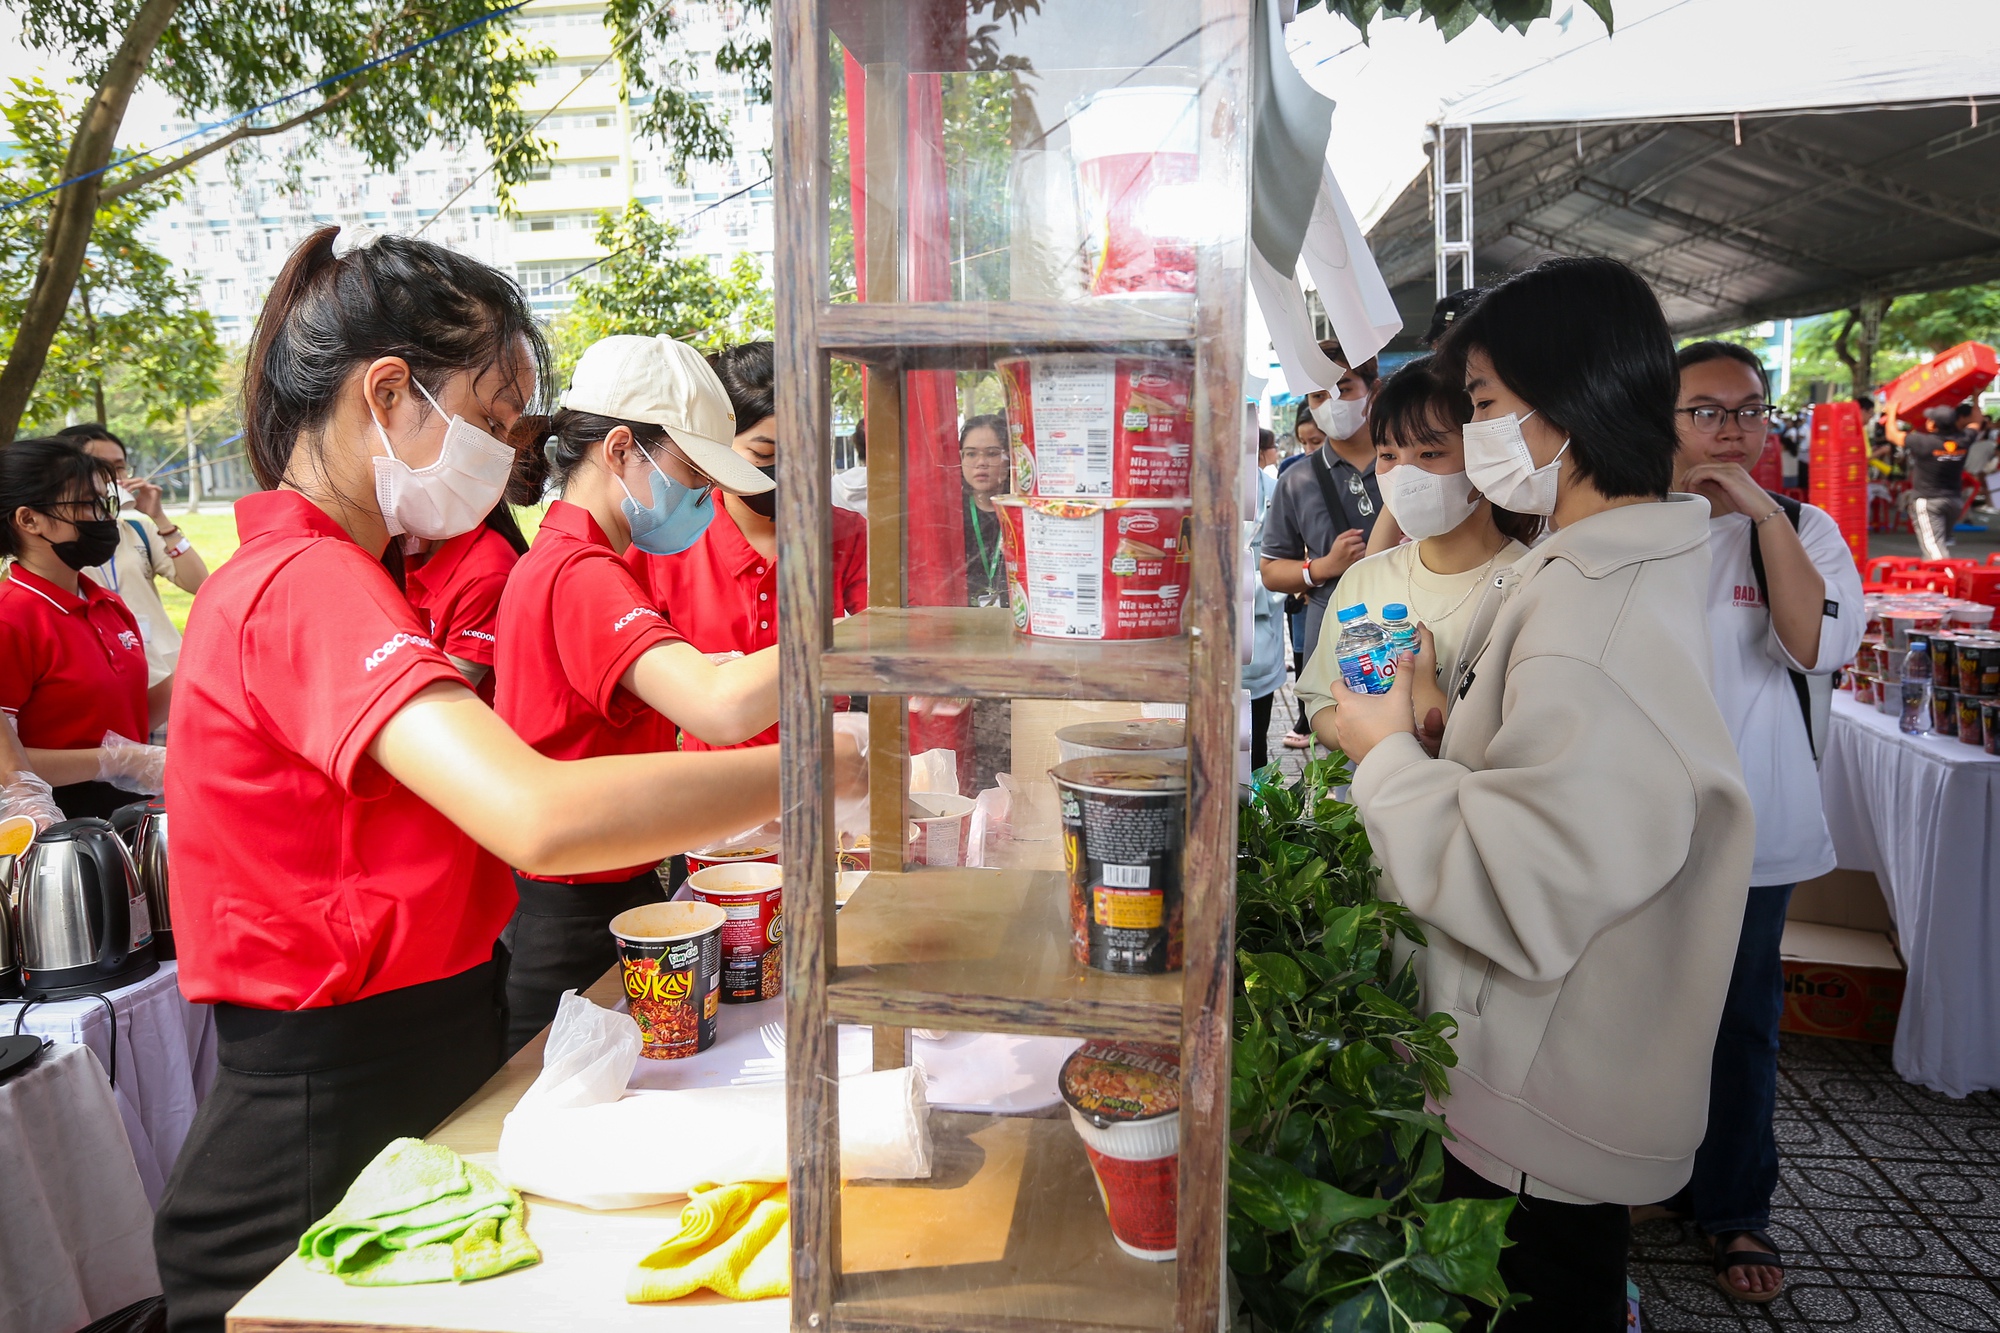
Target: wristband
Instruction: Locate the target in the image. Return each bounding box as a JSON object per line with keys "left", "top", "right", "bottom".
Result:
{"left": 165, "top": 536, "right": 193, "bottom": 558}
{"left": 154, "top": 524, "right": 181, "bottom": 539}
{"left": 1300, "top": 559, "right": 1318, "bottom": 590}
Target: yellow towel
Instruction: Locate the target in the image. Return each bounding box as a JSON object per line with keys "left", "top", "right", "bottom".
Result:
{"left": 627, "top": 1181, "right": 790, "bottom": 1303}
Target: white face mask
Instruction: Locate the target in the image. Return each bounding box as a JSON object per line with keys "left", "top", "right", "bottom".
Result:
{"left": 370, "top": 377, "right": 516, "bottom": 540}
{"left": 1461, "top": 409, "right": 1571, "bottom": 516}
{"left": 1311, "top": 392, "right": 1368, "bottom": 442}
{"left": 1381, "top": 464, "right": 1480, "bottom": 540}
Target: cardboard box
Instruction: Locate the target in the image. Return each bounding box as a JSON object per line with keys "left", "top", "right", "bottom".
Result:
{"left": 1788, "top": 868, "right": 1895, "bottom": 934}
{"left": 1780, "top": 921, "right": 1905, "bottom": 1045}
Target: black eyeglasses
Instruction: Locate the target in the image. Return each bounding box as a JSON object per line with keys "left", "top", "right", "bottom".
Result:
{"left": 1678, "top": 405, "right": 1772, "bottom": 433}
{"left": 40, "top": 494, "right": 119, "bottom": 524}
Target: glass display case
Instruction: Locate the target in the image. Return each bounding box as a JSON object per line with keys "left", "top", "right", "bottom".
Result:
{"left": 775, "top": 2, "right": 1250, "bottom": 1329}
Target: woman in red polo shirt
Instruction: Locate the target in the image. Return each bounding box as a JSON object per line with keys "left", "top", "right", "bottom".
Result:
{"left": 623, "top": 340, "right": 867, "bottom": 750}
{"left": 495, "top": 334, "right": 788, "bottom": 1052}
{"left": 0, "top": 438, "right": 169, "bottom": 818}
{"left": 154, "top": 231, "right": 806, "bottom": 1333}
{"left": 401, "top": 504, "right": 526, "bottom": 702}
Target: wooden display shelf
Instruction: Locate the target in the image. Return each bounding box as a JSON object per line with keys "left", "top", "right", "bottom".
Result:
{"left": 822, "top": 608, "right": 1189, "bottom": 703}
{"left": 833, "top": 1113, "right": 1175, "bottom": 1333}
{"left": 819, "top": 298, "right": 1196, "bottom": 369}
{"left": 830, "top": 869, "right": 1182, "bottom": 1043}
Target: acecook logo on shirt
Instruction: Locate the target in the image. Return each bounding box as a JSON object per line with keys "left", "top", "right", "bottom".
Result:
{"left": 363, "top": 631, "right": 436, "bottom": 671}
{"left": 1733, "top": 584, "right": 1766, "bottom": 610}
{"left": 613, "top": 606, "right": 663, "bottom": 633}
{"left": 116, "top": 630, "right": 141, "bottom": 651}
{"left": 457, "top": 628, "right": 497, "bottom": 643}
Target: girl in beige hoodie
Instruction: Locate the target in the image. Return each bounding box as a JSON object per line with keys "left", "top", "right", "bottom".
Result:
{"left": 1330, "top": 258, "right": 1756, "bottom": 1333}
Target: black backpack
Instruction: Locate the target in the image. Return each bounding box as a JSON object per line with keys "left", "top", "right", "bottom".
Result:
{"left": 1746, "top": 491, "right": 1832, "bottom": 764}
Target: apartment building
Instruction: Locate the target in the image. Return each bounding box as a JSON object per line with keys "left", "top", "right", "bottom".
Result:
{"left": 144, "top": 0, "right": 774, "bottom": 333}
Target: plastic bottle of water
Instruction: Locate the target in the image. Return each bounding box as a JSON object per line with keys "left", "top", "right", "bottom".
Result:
{"left": 1901, "top": 634, "right": 1933, "bottom": 735}
{"left": 1334, "top": 605, "right": 1395, "bottom": 696}
{"left": 1380, "top": 603, "right": 1420, "bottom": 664}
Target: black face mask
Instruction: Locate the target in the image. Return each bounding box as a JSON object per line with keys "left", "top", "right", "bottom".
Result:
{"left": 49, "top": 518, "right": 121, "bottom": 571}
{"left": 739, "top": 464, "right": 777, "bottom": 519}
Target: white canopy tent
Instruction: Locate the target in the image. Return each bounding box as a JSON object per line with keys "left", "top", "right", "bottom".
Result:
{"left": 1357, "top": 0, "right": 2000, "bottom": 337}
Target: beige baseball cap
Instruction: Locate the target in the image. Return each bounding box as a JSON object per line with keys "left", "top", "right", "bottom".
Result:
{"left": 558, "top": 335, "right": 773, "bottom": 496}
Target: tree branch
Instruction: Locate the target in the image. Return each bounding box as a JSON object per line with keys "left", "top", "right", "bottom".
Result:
{"left": 100, "top": 87, "right": 355, "bottom": 203}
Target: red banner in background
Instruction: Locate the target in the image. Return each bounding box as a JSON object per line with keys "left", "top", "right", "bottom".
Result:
{"left": 1809, "top": 401, "right": 1868, "bottom": 574}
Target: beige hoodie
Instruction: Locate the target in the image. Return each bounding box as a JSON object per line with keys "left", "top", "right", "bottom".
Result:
{"left": 1350, "top": 494, "right": 1755, "bottom": 1205}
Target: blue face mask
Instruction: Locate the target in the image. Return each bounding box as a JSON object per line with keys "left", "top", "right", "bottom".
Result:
{"left": 618, "top": 446, "right": 714, "bottom": 555}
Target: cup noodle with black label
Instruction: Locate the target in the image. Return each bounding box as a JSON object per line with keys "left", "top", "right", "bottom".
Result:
{"left": 997, "top": 354, "right": 1194, "bottom": 500}
{"left": 995, "top": 497, "right": 1191, "bottom": 641}
{"left": 1060, "top": 1040, "right": 1181, "bottom": 1261}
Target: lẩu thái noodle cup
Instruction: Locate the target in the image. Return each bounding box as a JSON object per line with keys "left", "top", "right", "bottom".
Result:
{"left": 905, "top": 791, "right": 975, "bottom": 867}
{"left": 1050, "top": 757, "right": 1186, "bottom": 974}
{"left": 1060, "top": 1039, "right": 1181, "bottom": 1261}
{"left": 997, "top": 354, "right": 1194, "bottom": 499}
{"left": 995, "top": 497, "right": 1191, "bottom": 641}
{"left": 684, "top": 862, "right": 784, "bottom": 1004}
{"left": 610, "top": 901, "right": 723, "bottom": 1060}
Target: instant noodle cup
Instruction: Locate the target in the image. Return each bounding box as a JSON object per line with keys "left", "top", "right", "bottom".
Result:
{"left": 1979, "top": 642, "right": 2000, "bottom": 698}
{"left": 1060, "top": 1040, "right": 1180, "bottom": 1261}
{"left": 835, "top": 870, "right": 869, "bottom": 912}
{"left": 1933, "top": 633, "right": 1961, "bottom": 690}
{"left": 1050, "top": 757, "right": 1185, "bottom": 974}
{"left": 1931, "top": 687, "right": 1958, "bottom": 738}
{"left": 1068, "top": 85, "right": 1199, "bottom": 297}
{"left": 685, "top": 843, "right": 780, "bottom": 876}
{"left": 1984, "top": 700, "right": 2000, "bottom": 755}
{"left": 997, "top": 354, "right": 1193, "bottom": 499}
{"left": 996, "top": 497, "right": 1191, "bottom": 641}
{"left": 1958, "top": 691, "right": 1985, "bottom": 746}
{"left": 610, "top": 901, "right": 723, "bottom": 1060}
{"left": 906, "top": 792, "right": 975, "bottom": 868}
{"left": 836, "top": 834, "right": 871, "bottom": 874}
{"left": 1956, "top": 641, "right": 1988, "bottom": 698}
{"left": 1055, "top": 718, "right": 1188, "bottom": 765}
{"left": 685, "top": 863, "right": 784, "bottom": 1004}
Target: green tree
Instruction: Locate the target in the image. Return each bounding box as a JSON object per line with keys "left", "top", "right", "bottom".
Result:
{"left": 0, "top": 0, "right": 748, "bottom": 441}
{"left": 0, "top": 78, "right": 222, "bottom": 433}
{"left": 550, "top": 205, "right": 773, "bottom": 384}
{"left": 1302, "top": 0, "right": 1613, "bottom": 38}
{"left": 1880, "top": 286, "right": 2000, "bottom": 356}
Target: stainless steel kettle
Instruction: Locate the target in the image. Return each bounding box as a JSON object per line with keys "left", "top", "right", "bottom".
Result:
{"left": 0, "top": 852, "right": 19, "bottom": 999}
{"left": 114, "top": 800, "right": 172, "bottom": 961}
{"left": 18, "top": 818, "right": 157, "bottom": 999}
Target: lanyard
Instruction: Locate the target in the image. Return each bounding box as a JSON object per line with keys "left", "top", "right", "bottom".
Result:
{"left": 966, "top": 495, "right": 1001, "bottom": 586}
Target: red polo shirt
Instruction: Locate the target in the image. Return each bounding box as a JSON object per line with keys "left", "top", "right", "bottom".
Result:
{"left": 623, "top": 504, "right": 867, "bottom": 749}
{"left": 494, "top": 500, "right": 683, "bottom": 880}
{"left": 404, "top": 525, "right": 519, "bottom": 704}
{"left": 166, "top": 490, "right": 513, "bottom": 1010}
{"left": 0, "top": 566, "right": 150, "bottom": 749}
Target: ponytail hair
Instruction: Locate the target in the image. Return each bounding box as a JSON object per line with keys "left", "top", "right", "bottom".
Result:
{"left": 505, "top": 409, "right": 669, "bottom": 506}
{"left": 245, "top": 227, "right": 550, "bottom": 491}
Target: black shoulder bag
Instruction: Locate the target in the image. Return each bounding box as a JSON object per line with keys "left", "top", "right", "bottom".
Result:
{"left": 1746, "top": 490, "right": 1833, "bottom": 763}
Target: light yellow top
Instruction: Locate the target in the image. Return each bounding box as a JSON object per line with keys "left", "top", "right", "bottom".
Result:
{"left": 1296, "top": 538, "right": 1526, "bottom": 728}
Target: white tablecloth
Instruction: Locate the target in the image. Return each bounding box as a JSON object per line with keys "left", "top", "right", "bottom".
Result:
{"left": 2, "top": 960, "right": 217, "bottom": 1206}
{"left": 1820, "top": 693, "right": 2000, "bottom": 1097}
{"left": 0, "top": 1042, "right": 162, "bottom": 1333}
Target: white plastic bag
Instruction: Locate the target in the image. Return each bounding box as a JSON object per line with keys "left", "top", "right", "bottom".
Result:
{"left": 516, "top": 990, "right": 640, "bottom": 1112}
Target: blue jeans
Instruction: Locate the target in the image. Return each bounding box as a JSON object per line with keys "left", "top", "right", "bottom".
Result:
{"left": 1688, "top": 882, "right": 1794, "bottom": 1236}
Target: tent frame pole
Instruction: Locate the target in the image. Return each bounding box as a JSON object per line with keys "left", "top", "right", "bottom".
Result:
{"left": 1433, "top": 121, "right": 1474, "bottom": 299}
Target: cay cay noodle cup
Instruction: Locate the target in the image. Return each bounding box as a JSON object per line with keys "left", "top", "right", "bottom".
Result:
{"left": 610, "top": 901, "right": 723, "bottom": 1060}
{"left": 684, "top": 843, "right": 780, "bottom": 875}
{"left": 906, "top": 792, "right": 976, "bottom": 868}
{"left": 1055, "top": 718, "right": 1188, "bottom": 766}
{"left": 1050, "top": 757, "right": 1186, "bottom": 974}
{"left": 685, "top": 863, "right": 784, "bottom": 1004}
{"left": 1060, "top": 1040, "right": 1181, "bottom": 1261}
{"left": 996, "top": 497, "right": 1192, "bottom": 641}
{"left": 997, "top": 354, "right": 1194, "bottom": 499}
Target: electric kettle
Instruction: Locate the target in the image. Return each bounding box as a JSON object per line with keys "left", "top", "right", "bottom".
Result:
{"left": 114, "top": 800, "right": 173, "bottom": 960}
{"left": 18, "top": 818, "right": 156, "bottom": 999}
{"left": 0, "top": 853, "right": 18, "bottom": 999}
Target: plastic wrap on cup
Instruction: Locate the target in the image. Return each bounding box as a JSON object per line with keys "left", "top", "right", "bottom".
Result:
{"left": 996, "top": 496, "right": 1191, "bottom": 641}
{"left": 996, "top": 354, "right": 1194, "bottom": 499}
{"left": 1050, "top": 757, "right": 1185, "bottom": 974}
{"left": 906, "top": 792, "right": 975, "bottom": 867}
{"left": 686, "top": 863, "right": 784, "bottom": 1004}
{"left": 611, "top": 902, "right": 723, "bottom": 1060}
{"left": 1059, "top": 1040, "right": 1181, "bottom": 1261}
{"left": 1055, "top": 718, "right": 1188, "bottom": 766}
{"left": 1068, "top": 86, "right": 1199, "bottom": 297}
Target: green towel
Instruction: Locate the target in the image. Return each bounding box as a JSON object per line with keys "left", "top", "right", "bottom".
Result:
{"left": 299, "top": 1138, "right": 540, "bottom": 1286}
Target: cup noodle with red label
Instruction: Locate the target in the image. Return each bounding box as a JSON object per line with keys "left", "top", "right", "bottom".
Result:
{"left": 1060, "top": 1040, "right": 1180, "bottom": 1261}
{"left": 997, "top": 354, "right": 1194, "bottom": 500}
{"left": 995, "top": 497, "right": 1191, "bottom": 641}
{"left": 685, "top": 862, "right": 784, "bottom": 1004}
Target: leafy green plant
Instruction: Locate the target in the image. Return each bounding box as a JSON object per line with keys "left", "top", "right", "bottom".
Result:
{"left": 1231, "top": 755, "right": 1515, "bottom": 1333}
{"left": 1300, "top": 0, "right": 1614, "bottom": 41}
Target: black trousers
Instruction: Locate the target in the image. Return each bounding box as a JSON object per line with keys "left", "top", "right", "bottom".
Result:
{"left": 154, "top": 952, "right": 507, "bottom": 1333}
{"left": 1292, "top": 647, "right": 1311, "bottom": 733}
{"left": 1441, "top": 1151, "right": 1630, "bottom": 1332}
{"left": 502, "top": 870, "right": 664, "bottom": 1055}
{"left": 1250, "top": 691, "right": 1275, "bottom": 772}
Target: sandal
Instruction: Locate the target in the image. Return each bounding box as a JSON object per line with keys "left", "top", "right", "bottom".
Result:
{"left": 1710, "top": 1230, "right": 1784, "bottom": 1304}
